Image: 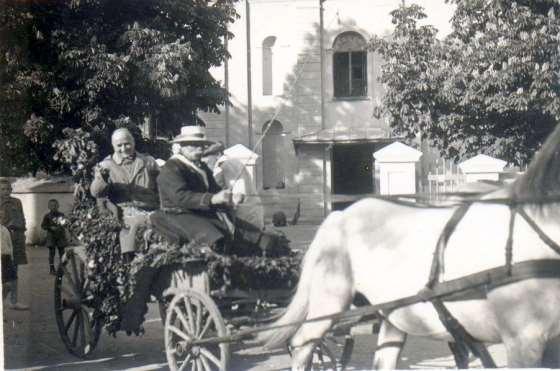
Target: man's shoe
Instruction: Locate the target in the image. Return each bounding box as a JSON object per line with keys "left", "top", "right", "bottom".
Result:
{"left": 8, "top": 303, "right": 29, "bottom": 311}
{"left": 49, "top": 266, "right": 56, "bottom": 275}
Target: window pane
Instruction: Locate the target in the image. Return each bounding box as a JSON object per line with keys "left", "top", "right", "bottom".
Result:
{"left": 350, "top": 51, "right": 367, "bottom": 96}
{"left": 333, "top": 52, "right": 350, "bottom": 97}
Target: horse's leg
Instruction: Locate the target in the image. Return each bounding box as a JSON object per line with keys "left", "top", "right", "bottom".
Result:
{"left": 289, "top": 259, "right": 353, "bottom": 371}
{"left": 502, "top": 334, "right": 546, "bottom": 367}
{"left": 372, "top": 319, "right": 407, "bottom": 370}
{"left": 541, "top": 335, "right": 560, "bottom": 368}
{"left": 489, "top": 280, "right": 560, "bottom": 367}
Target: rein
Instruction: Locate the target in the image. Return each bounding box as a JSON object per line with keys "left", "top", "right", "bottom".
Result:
{"left": 185, "top": 259, "right": 560, "bottom": 349}
{"left": 367, "top": 192, "right": 560, "bottom": 209}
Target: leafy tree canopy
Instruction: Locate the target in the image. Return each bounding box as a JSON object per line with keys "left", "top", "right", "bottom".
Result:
{"left": 0, "top": 0, "right": 237, "bottom": 176}
{"left": 371, "top": 0, "right": 560, "bottom": 165}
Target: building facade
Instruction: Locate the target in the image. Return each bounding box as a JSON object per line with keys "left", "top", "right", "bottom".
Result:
{"left": 200, "top": 0, "right": 454, "bottom": 223}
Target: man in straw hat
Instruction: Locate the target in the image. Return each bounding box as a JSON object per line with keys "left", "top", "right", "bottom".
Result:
{"left": 151, "top": 126, "right": 236, "bottom": 250}
{"left": 90, "top": 128, "right": 160, "bottom": 257}
{"left": 0, "top": 177, "right": 29, "bottom": 310}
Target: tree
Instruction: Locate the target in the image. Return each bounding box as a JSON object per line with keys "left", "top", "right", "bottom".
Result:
{"left": 0, "top": 0, "right": 237, "bottom": 176}
{"left": 370, "top": 1, "right": 560, "bottom": 165}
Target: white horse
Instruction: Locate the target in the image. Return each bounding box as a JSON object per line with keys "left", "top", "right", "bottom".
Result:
{"left": 260, "top": 125, "right": 560, "bottom": 370}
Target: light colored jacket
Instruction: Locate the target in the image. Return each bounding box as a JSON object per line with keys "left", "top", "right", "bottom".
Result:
{"left": 91, "top": 152, "right": 159, "bottom": 210}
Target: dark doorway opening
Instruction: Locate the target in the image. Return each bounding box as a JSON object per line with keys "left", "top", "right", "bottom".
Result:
{"left": 331, "top": 144, "right": 374, "bottom": 210}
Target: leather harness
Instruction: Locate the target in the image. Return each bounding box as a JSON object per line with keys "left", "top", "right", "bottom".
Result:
{"left": 421, "top": 200, "right": 560, "bottom": 368}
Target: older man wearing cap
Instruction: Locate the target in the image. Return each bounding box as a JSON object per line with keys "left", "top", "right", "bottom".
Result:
{"left": 151, "top": 126, "right": 234, "bottom": 249}
{"left": 90, "top": 128, "right": 159, "bottom": 256}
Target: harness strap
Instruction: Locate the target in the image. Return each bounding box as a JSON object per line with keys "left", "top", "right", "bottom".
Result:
{"left": 505, "top": 206, "right": 517, "bottom": 275}
{"left": 517, "top": 207, "right": 560, "bottom": 255}
{"left": 430, "top": 298, "right": 497, "bottom": 368}
{"left": 427, "top": 204, "right": 471, "bottom": 288}
{"left": 425, "top": 204, "right": 560, "bottom": 368}
{"left": 424, "top": 202, "right": 512, "bottom": 368}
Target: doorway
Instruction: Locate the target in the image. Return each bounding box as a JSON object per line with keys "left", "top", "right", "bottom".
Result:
{"left": 331, "top": 144, "right": 374, "bottom": 210}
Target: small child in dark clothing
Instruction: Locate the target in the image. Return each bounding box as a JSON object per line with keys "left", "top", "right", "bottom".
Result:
{"left": 41, "top": 199, "right": 68, "bottom": 275}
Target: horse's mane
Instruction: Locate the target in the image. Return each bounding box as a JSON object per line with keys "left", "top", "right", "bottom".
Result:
{"left": 511, "top": 124, "right": 560, "bottom": 203}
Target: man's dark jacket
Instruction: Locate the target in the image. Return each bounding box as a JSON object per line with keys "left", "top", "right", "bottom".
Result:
{"left": 152, "top": 157, "right": 228, "bottom": 246}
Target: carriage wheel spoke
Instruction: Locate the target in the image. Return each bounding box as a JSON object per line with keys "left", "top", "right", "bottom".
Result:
{"left": 198, "top": 313, "right": 213, "bottom": 339}
{"left": 196, "top": 359, "right": 204, "bottom": 371}
{"left": 173, "top": 306, "right": 192, "bottom": 334}
{"left": 178, "top": 354, "right": 192, "bottom": 371}
{"left": 199, "top": 353, "right": 213, "bottom": 371}
{"left": 194, "top": 301, "right": 202, "bottom": 335}
{"left": 191, "top": 358, "right": 199, "bottom": 371}
{"left": 200, "top": 348, "right": 221, "bottom": 369}
{"left": 64, "top": 310, "right": 78, "bottom": 334}
{"left": 82, "top": 277, "right": 90, "bottom": 292}
{"left": 79, "top": 311, "right": 87, "bottom": 351}
{"left": 81, "top": 307, "right": 93, "bottom": 345}
{"left": 183, "top": 297, "right": 196, "bottom": 334}
{"left": 168, "top": 324, "right": 191, "bottom": 342}
{"left": 71, "top": 310, "right": 81, "bottom": 347}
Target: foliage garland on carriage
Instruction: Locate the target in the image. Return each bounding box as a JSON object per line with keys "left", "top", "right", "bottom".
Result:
{"left": 60, "top": 128, "right": 302, "bottom": 336}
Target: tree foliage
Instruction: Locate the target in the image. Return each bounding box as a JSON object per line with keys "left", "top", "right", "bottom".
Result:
{"left": 371, "top": 1, "right": 560, "bottom": 165}
{"left": 0, "top": 0, "right": 237, "bottom": 175}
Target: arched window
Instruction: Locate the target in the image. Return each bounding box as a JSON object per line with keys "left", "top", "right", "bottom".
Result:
{"left": 262, "top": 120, "right": 285, "bottom": 189}
{"left": 332, "top": 31, "right": 367, "bottom": 98}
{"left": 262, "top": 36, "right": 276, "bottom": 96}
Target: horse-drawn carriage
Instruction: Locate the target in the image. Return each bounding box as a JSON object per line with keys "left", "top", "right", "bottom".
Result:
{"left": 53, "top": 205, "right": 355, "bottom": 371}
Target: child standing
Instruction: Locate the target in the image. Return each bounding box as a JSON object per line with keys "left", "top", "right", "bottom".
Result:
{"left": 1, "top": 220, "right": 17, "bottom": 302}
{"left": 41, "top": 199, "right": 68, "bottom": 275}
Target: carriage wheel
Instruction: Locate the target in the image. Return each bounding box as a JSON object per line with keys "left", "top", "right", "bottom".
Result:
{"left": 307, "top": 334, "right": 354, "bottom": 371}
{"left": 165, "top": 289, "right": 230, "bottom": 371}
{"left": 54, "top": 249, "right": 102, "bottom": 358}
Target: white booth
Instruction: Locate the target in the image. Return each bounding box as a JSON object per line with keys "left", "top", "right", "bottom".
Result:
{"left": 374, "top": 142, "right": 422, "bottom": 195}
{"left": 458, "top": 154, "right": 507, "bottom": 183}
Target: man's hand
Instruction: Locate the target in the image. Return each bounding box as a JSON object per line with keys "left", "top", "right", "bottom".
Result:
{"left": 232, "top": 193, "right": 245, "bottom": 206}
{"left": 95, "top": 165, "right": 110, "bottom": 183}
{"left": 211, "top": 190, "right": 233, "bottom": 206}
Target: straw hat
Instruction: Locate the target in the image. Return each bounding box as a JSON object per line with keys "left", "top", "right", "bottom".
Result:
{"left": 171, "top": 126, "right": 214, "bottom": 145}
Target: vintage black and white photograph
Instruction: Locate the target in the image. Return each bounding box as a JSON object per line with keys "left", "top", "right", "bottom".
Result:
{"left": 2, "top": 0, "right": 560, "bottom": 369}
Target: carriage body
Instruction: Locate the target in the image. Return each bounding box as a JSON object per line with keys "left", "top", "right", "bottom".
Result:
{"left": 53, "top": 221, "right": 302, "bottom": 371}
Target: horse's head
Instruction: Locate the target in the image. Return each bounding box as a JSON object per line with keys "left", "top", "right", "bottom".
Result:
{"left": 511, "top": 125, "right": 560, "bottom": 210}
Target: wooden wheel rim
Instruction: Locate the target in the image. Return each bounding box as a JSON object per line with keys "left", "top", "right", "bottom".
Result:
{"left": 164, "top": 289, "right": 230, "bottom": 371}
{"left": 54, "top": 249, "right": 101, "bottom": 358}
